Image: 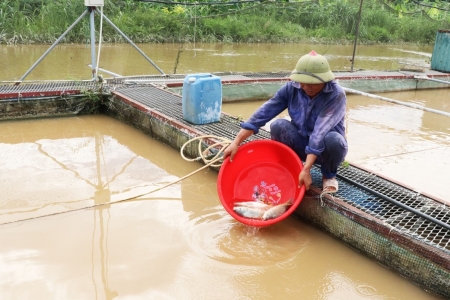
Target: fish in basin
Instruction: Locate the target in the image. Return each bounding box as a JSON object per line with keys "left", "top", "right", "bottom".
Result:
{"left": 233, "top": 206, "right": 267, "bottom": 219}
{"left": 262, "top": 199, "right": 293, "bottom": 221}
{"left": 234, "top": 201, "right": 272, "bottom": 209}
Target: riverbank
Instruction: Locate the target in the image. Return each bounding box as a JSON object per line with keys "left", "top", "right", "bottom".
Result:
{"left": 2, "top": 0, "right": 448, "bottom": 45}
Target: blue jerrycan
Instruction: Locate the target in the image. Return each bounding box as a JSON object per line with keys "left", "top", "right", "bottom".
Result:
{"left": 182, "top": 73, "right": 222, "bottom": 125}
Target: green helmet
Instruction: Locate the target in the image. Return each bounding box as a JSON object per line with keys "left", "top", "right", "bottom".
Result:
{"left": 289, "top": 50, "right": 335, "bottom": 84}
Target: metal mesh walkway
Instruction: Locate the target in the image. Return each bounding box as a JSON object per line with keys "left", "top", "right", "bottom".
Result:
{"left": 0, "top": 73, "right": 290, "bottom": 100}
{"left": 0, "top": 81, "right": 100, "bottom": 99}
{"left": 313, "top": 166, "right": 449, "bottom": 251}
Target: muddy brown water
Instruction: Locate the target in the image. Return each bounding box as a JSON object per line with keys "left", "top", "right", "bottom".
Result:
{"left": 0, "top": 43, "right": 433, "bottom": 81}
{"left": 0, "top": 115, "right": 443, "bottom": 299}
{"left": 0, "top": 43, "right": 447, "bottom": 299}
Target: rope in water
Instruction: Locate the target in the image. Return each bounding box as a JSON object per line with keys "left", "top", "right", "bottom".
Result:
{"left": 0, "top": 135, "right": 232, "bottom": 226}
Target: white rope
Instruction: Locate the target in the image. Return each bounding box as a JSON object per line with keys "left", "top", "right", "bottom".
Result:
{"left": 0, "top": 135, "right": 231, "bottom": 226}
{"left": 180, "top": 135, "right": 232, "bottom": 168}
{"left": 319, "top": 190, "right": 336, "bottom": 207}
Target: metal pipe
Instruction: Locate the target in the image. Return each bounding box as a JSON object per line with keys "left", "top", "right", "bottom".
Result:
{"left": 89, "top": 8, "right": 97, "bottom": 78}
{"left": 18, "top": 9, "right": 89, "bottom": 82}
{"left": 350, "top": 0, "right": 364, "bottom": 72}
{"left": 88, "top": 65, "right": 123, "bottom": 77}
{"left": 414, "top": 75, "right": 450, "bottom": 85}
{"left": 337, "top": 174, "right": 450, "bottom": 231}
{"left": 343, "top": 87, "right": 450, "bottom": 118}
{"left": 95, "top": 5, "right": 104, "bottom": 79}
{"left": 97, "top": 12, "right": 165, "bottom": 75}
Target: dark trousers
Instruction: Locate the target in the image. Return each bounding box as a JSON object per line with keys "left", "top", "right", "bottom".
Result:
{"left": 270, "top": 119, "right": 348, "bottom": 178}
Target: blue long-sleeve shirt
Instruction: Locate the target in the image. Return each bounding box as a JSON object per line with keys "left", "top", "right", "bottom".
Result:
{"left": 241, "top": 80, "right": 346, "bottom": 156}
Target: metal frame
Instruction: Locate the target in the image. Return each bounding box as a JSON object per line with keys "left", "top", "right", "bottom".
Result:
{"left": 18, "top": 6, "right": 164, "bottom": 83}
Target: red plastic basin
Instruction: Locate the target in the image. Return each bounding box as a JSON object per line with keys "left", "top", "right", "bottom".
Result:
{"left": 217, "top": 139, "right": 305, "bottom": 227}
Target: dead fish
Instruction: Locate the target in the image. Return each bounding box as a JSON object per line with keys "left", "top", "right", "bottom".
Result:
{"left": 233, "top": 206, "right": 266, "bottom": 219}
{"left": 262, "top": 199, "right": 293, "bottom": 221}
{"left": 234, "top": 201, "right": 272, "bottom": 209}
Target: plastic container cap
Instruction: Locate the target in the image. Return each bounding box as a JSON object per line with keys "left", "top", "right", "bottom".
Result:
{"left": 217, "top": 140, "right": 305, "bottom": 227}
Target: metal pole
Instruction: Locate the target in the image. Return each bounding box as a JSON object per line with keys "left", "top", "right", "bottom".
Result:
{"left": 351, "top": 0, "right": 364, "bottom": 72}
{"left": 343, "top": 87, "right": 450, "bottom": 117}
{"left": 337, "top": 174, "right": 450, "bottom": 231}
{"left": 19, "top": 9, "right": 89, "bottom": 82}
{"left": 89, "top": 7, "right": 97, "bottom": 79}
{"left": 88, "top": 65, "right": 123, "bottom": 77}
{"left": 97, "top": 12, "right": 165, "bottom": 75}
{"left": 414, "top": 75, "right": 450, "bottom": 85}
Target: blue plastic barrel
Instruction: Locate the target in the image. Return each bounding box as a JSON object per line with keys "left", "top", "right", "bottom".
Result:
{"left": 182, "top": 73, "right": 222, "bottom": 125}
{"left": 431, "top": 30, "right": 450, "bottom": 73}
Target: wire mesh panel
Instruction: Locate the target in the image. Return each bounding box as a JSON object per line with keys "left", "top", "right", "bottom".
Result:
{"left": 0, "top": 81, "right": 101, "bottom": 100}
{"left": 311, "top": 164, "right": 450, "bottom": 253}
{"left": 0, "top": 81, "right": 98, "bottom": 93}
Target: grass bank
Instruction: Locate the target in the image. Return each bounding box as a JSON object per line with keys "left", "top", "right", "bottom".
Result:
{"left": 1, "top": 0, "right": 449, "bottom": 45}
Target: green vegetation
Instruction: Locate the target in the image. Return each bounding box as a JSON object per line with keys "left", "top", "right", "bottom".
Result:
{"left": 81, "top": 88, "right": 103, "bottom": 113}
{"left": 1, "top": 0, "right": 449, "bottom": 45}
{"left": 340, "top": 160, "right": 350, "bottom": 168}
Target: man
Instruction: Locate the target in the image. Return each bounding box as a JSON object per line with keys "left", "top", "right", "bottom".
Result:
{"left": 223, "top": 50, "right": 348, "bottom": 193}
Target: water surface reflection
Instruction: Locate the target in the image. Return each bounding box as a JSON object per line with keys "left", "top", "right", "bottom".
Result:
{"left": 0, "top": 115, "right": 441, "bottom": 299}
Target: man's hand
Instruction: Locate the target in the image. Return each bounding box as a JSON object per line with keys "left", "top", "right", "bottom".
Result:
{"left": 299, "top": 153, "right": 317, "bottom": 190}
{"left": 223, "top": 141, "right": 239, "bottom": 162}
{"left": 223, "top": 128, "right": 254, "bottom": 162}
{"left": 298, "top": 169, "right": 312, "bottom": 190}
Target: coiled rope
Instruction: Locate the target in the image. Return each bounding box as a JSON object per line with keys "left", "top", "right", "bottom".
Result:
{"left": 180, "top": 135, "right": 231, "bottom": 168}
{"left": 0, "top": 135, "right": 232, "bottom": 226}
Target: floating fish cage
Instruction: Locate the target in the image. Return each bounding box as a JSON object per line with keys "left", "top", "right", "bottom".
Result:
{"left": 1, "top": 78, "right": 449, "bottom": 298}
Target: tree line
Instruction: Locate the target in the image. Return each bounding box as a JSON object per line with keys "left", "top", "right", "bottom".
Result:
{"left": 1, "top": 0, "right": 449, "bottom": 45}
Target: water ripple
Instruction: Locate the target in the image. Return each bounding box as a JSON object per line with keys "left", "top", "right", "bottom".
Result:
{"left": 356, "top": 284, "right": 378, "bottom": 297}
{"left": 185, "top": 207, "right": 308, "bottom": 266}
